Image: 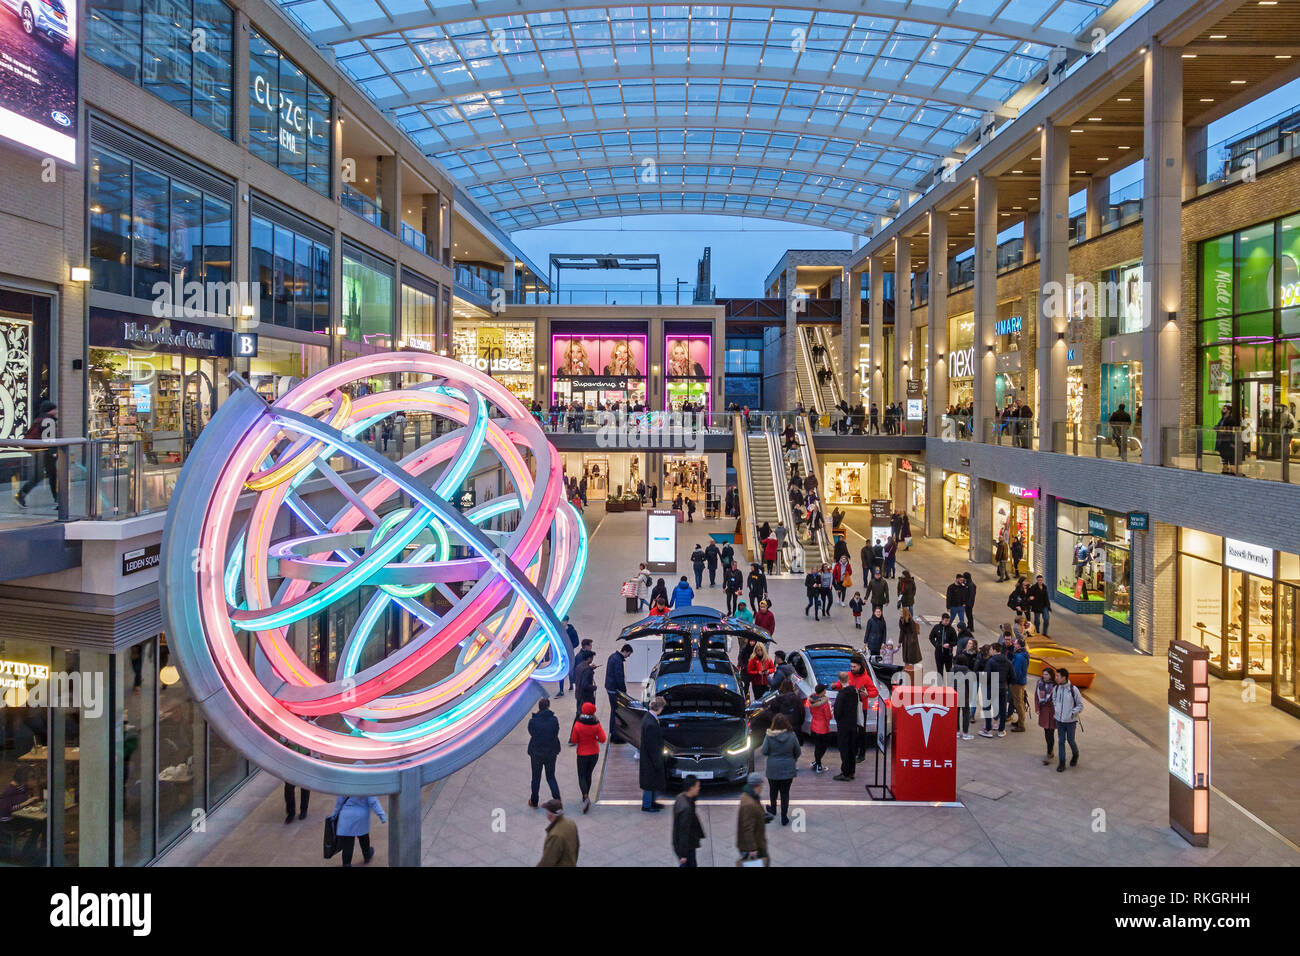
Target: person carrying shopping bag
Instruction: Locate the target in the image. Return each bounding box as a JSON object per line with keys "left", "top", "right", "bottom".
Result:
{"left": 330, "top": 794, "right": 387, "bottom": 866}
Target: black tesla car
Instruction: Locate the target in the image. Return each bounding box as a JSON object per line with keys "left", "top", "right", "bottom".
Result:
{"left": 610, "top": 607, "right": 767, "bottom": 786}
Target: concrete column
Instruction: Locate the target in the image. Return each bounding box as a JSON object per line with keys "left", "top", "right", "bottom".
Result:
{"left": 1038, "top": 123, "right": 1071, "bottom": 452}
{"left": 1022, "top": 213, "right": 1038, "bottom": 264}
{"left": 649, "top": 315, "right": 664, "bottom": 410}
{"left": 974, "top": 174, "right": 998, "bottom": 440}
{"left": 1084, "top": 174, "right": 1109, "bottom": 240}
{"left": 969, "top": 476, "right": 994, "bottom": 565}
{"left": 893, "top": 237, "right": 912, "bottom": 409}
{"left": 927, "top": 211, "right": 948, "bottom": 438}
{"left": 1183, "top": 124, "right": 1206, "bottom": 200}
{"left": 1130, "top": 520, "right": 1177, "bottom": 656}
{"left": 925, "top": 464, "right": 944, "bottom": 540}
{"left": 869, "top": 255, "right": 884, "bottom": 410}
{"left": 1142, "top": 41, "right": 1185, "bottom": 464}
{"left": 785, "top": 264, "right": 800, "bottom": 409}
{"left": 387, "top": 769, "right": 423, "bottom": 866}
{"left": 842, "top": 268, "right": 863, "bottom": 406}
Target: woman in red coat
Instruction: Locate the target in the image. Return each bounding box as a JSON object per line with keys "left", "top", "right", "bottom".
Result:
{"left": 569, "top": 702, "right": 607, "bottom": 813}
{"left": 746, "top": 641, "right": 775, "bottom": 698}
{"left": 753, "top": 599, "right": 776, "bottom": 635}
{"left": 762, "top": 535, "right": 779, "bottom": 574}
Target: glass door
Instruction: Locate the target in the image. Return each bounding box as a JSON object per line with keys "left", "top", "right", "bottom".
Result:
{"left": 1275, "top": 585, "right": 1297, "bottom": 712}
{"left": 1228, "top": 570, "right": 1274, "bottom": 681}
{"left": 583, "top": 455, "right": 609, "bottom": 500}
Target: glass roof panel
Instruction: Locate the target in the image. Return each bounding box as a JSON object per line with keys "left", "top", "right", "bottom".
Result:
{"left": 278, "top": 0, "right": 1118, "bottom": 231}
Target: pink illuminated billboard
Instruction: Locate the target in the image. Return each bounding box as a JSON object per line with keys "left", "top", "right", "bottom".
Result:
{"left": 551, "top": 334, "right": 647, "bottom": 377}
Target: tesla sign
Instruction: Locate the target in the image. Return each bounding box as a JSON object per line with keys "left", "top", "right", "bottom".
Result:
{"left": 889, "top": 684, "right": 958, "bottom": 802}
{"left": 0, "top": 0, "right": 78, "bottom": 162}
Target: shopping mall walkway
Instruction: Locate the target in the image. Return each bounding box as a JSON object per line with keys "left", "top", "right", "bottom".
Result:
{"left": 161, "top": 510, "right": 1300, "bottom": 867}
{"left": 837, "top": 505, "right": 1300, "bottom": 850}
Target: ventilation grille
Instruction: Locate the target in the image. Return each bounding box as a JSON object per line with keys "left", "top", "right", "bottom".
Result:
{"left": 88, "top": 115, "right": 234, "bottom": 202}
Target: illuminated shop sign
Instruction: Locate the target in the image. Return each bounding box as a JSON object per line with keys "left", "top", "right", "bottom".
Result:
{"left": 455, "top": 352, "right": 529, "bottom": 373}
{"left": 1008, "top": 485, "right": 1039, "bottom": 499}
{"left": 252, "top": 73, "right": 314, "bottom": 155}
{"left": 994, "top": 316, "right": 1023, "bottom": 336}
{"left": 1224, "top": 538, "right": 1273, "bottom": 577}
{"left": 1281, "top": 281, "right": 1300, "bottom": 309}
{"left": 0, "top": 658, "right": 50, "bottom": 690}
{"left": 948, "top": 346, "right": 975, "bottom": 378}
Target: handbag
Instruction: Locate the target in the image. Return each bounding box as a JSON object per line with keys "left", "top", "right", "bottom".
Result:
{"left": 323, "top": 812, "right": 341, "bottom": 859}
{"left": 738, "top": 855, "right": 769, "bottom": 867}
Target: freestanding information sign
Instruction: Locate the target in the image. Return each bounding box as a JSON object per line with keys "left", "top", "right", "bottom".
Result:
{"left": 646, "top": 509, "right": 678, "bottom": 573}
{"left": 1168, "top": 640, "right": 1211, "bottom": 846}
{"left": 889, "top": 685, "right": 958, "bottom": 802}
{"left": 869, "top": 498, "right": 893, "bottom": 546}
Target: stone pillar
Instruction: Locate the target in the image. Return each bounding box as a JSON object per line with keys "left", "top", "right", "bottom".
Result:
{"left": 1038, "top": 123, "right": 1071, "bottom": 452}
{"left": 1183, "top": 124, "right": 1206, "bottom": 200}
{"left": 927, "top": 210, "right": 948, "bottom": 438}
{"left": 969, "top": 476, "right": 994, "bottom": 565}
{"left": 973, "top": 174, "right": 998, "bottom": 441}
{"left": 893, "top": 237, "right": 911, "bottom": 408}
{"left": 1142, "top": 41, "right": 1185, "bottom": 465}
{"left": 1130, "top": 519, "right": 1176, "bottom": 656}
{"left": 1084, "top": 174, "right": 1109, "bottom": 240}
{"left": 1022, "top": 213, "right": 1038, "bottom": 264}
{"left": 843, "top": 268, "right": 863, "bottom": 406}
{"left": 869, "top": 254, "right": 884, "bottom": 410}
{"left": 925, "top": 464, "right": 944, "bottom": 540}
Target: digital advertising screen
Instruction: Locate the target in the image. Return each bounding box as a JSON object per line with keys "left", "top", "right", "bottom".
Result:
{"left": 645, "top": 509, "right": 677, "bottom": 571}
{"left": 0, "top": 0, "right": 78, "bottom": 163}
{"left": 551, "top": 333, "right": 647, "bottom": 378}
{"left": 664, "top": 335, "right": 709, "bottom": 378}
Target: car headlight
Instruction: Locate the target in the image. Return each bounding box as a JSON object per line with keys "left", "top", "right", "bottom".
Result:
{"left": 726, "top": 734, "right": 751, "bottom": 755}
{"left": 663, "top": 747, "right": 672, "bottom": 756}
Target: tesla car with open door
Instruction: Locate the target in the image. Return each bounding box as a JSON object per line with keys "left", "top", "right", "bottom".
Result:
{"left": 610, "top": 607, "right": 764, "bottom": 786}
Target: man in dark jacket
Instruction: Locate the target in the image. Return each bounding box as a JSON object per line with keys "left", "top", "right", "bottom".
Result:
{"left": 1007, "top": 578, "right": 1031, "bottom": 618}
{"left": 945, "top": 574, "right": 969, "bottom": 629}
{"left": 723, "top": 565, "right": 743, "bottom": 615}
{"left": 979, "top": 645, "right": 1014, "bottom": 737}
{"left": 928, "top": 612, "right": 958, "bottom": 676}
{"left": 690, "top": 544, "right": 706, "bottom": 589}
{"left": 526, "top": 699, "right": 562, "bottom": 808}
{"left": 832, "top": 673, "right": 860, "bottom": 781}
{"left": 747, "top": 564, "right": 767, "bottom": 609}
{"left": 640, "top": 697, "right": 669, "bottom": 811}
{"left": 605, "top": 644, "right": 633, "bottom": 743}
{"left": 721, "top": 541, "right": 735, "bottom": 571}
{"left": 672, "top": 775, "right": 705, "bottom": 866}
{"left": 1027, "top": 573, "right": 1051, "bottom": 635}
{"left": 860, "top": 543, "right": 877, "bottom": 578}
{"left": 556, "top": 615, "right": 580, "bottom": 698}
{"left": 704, "top": 541, "right": 720, "bottom": 586}
{"left": 1010, "top": 536, "right": 1025, "bottom": 578}
{"left": 963, "top": 572, "right": 978, "bottom": 630}
{"left": 804, "top": 569, "right": 822, "bottom": 620}
{"left": 572, "top": 647, "right": 598, "bottom": 728}
{"left": 867, "top": 569, "right": 890, "bottom": 611}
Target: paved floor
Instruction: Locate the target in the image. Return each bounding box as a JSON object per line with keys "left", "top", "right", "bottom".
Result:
{"left": 835, "top": 504, "right": 1300, "bottom": 851}
{"left": 160, "top": 507, "right": 1299, "bottom": 866}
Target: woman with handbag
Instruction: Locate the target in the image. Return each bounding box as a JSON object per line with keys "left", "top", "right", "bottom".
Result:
{"left": 760, "top": 714, "right": 801, "bottom": 827}
{"left": 330, "top": 794, "right": 387, "bottom": 866}
{"left": 898, "top": 607, "right": 923, "bottom": 684}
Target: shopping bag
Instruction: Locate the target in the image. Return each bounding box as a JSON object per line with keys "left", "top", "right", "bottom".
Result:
{"left": 737, "top": 855, "right": 769, "bottom": 867}
{"left": 1074, "top": 579, "right": 1085, "bottom": 600}
{"left": 323, "top": 814, "right": 341, "bottom": 859}
{"left": 621, "top": 580, "right": 637, "bottom": 598}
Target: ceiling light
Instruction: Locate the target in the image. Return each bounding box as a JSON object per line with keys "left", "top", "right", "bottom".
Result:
{"left": 1209, "top": 34, "right": 1227, "bottom": 39}
{"left": 1230, "top": 79, "right": 1247, "bottom": 84}
{"left": 1118, "top": 145, "right": 1132, "bottom": 149}
{"left": 1070, "top": 129, "right": 1083, "bottom": 133}
{"left": 1088, "top": 117, "right": 1102, "bottom": 122}
{"left": 1117, "top": 97, "right": 1132, "bottom": 102}
{"left": 1097, "top": 156, "right": 1109, "bottom": 161}
{"left": 1181, "top": 53, "right": 1197, "bottom": 59}
{"left": 1200, "top": 98, "right": 1214, "bottom": 103}
{"left": 1276, "top": 54, "right": 1293, "bottom": 59}
{"left": 1012, "top": 169, "right": 1023, "bottom": 174}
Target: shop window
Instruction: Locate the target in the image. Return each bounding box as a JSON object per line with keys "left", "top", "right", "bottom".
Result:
{"left": 341, "top": 249, "right": 395, "bottom": 350}
{"left": 88, "top": 0, "right": 233, "bottom": 137}
{"left": 0, "top": 640, "right": 53, "bottom": 866}
{"left": 132, "top": 167, "right": 171, "bottom": 300}
{"left": 247, "top": 29, "right": 331, "bottom": 196}
{"left": 1237, "top": 223, "right": 1275, "bottom": 315}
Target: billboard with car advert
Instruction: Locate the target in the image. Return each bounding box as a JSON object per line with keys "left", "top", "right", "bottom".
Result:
{"left": 0, "top": 0, "right": 77, "bottom": 162}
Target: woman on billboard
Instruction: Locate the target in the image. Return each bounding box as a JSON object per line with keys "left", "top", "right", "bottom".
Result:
{"left": 559, "top": 339, "right": 592, "bottom": 376}
{"left": 603, "top": 340, "right": 640, "bottom": 376}
{"left": 667, "top": 339, "right": 706, "bottom": 377}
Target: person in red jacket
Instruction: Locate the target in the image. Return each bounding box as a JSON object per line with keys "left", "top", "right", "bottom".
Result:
{"left": 762, "top": 534, "right": 779, "bottom": 574}
{"left": 746, "top": 641, "right": 775, "bottom": 698}
{"left": 833, "top": 654, "right": 879, "bottom": 761}
{"left": 753, "top": 599, "right": 776, "bottom": 635}
{"left": 569, "top": 702, "right": 607, "bottom": 813}
{"left": 806, "top": 684, "right": 833, "bottom": 773}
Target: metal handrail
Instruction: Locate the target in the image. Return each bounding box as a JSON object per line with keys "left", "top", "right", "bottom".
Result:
{"left": 761, "top": 416, "right": 803, "bottom": 574}
{"left": 733, "top": 412, "right": 761, "bottom": 567}
{"left": 794, "top": 325, "right": 824, "bottom": 416}
{"left": 795, "top": 415, "right": 832, "bottom": 567}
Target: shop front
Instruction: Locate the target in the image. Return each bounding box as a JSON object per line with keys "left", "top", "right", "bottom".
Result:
{"left": 664, "top": 325, "right": 713, "bottom": 412}
{"left": 663, "top": 454, "right": 712, "bottom": 504}
{"left": 1178, "top": 529, "right": 1299, "bottom": 716}
{"left": 560, "top": 452, "right": 645, "bottom": 502}
{"left": 0, "top": 288, "right": 55, "bottom": 493}
{"left": 247, "top": 334, "right": 329, "bottom": 403}
{"left": 1198, "top": 214, "right": 1300, "bottom": 468}
{"left": 1053, "top": 501, "right": 1132, "bottom": 639}
{"left": 550, "top": 326, "right": 648, "bottom": 409}
{"left": 0, "top": 630, "right": 254, "bottom": 867}
{"left": 946, "top": 312, "right": 974, "bottom": 408}
{"left": 992, "top": 483, "right": 1037, "bottom": 576}
{"left": 824, "top": 459, "right": 867, "bottom": 504}
{"left": 452, "top": 318, "right": 536, "bottom": 404}
{"left": 899, "top": 458, "right": 925, "bottom": 530}
{"left": 88, "top": 309, "right": 232, "bottom": 509}
{"left": 941, "top": 471, "right": 970, "bottom": 548}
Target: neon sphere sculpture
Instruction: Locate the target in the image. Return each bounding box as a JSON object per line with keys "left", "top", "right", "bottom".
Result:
{"left": 160, "top": 352, "right": 585, "bottom": 794}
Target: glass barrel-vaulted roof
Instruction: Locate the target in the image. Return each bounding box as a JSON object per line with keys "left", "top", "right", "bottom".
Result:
{"left": 276, "top": 1, "right": 1118, "bottom": 233}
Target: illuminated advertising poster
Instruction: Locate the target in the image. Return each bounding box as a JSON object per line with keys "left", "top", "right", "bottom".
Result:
{"left": 646, "top": 509, "right": 677, "bottom": 572}
{"left": 664, "top": 334, "right": 711, "bottom": 412}
{"left": 552, "top": 334, "right": 647, "bottom": 378}
{"left": 1168, "top": 707, "right": 1194, "bottom": 787}
{"left": 0, "top": 0, "right": 77, "bottom": 162}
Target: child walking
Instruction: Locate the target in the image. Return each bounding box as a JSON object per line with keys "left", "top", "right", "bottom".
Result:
{"left": 849, "top": 592, "right": 864, "bottom": 628}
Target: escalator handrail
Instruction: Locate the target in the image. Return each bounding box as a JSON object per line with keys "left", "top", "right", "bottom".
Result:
{"left": 796, "top": 415, "right": 833, "bottom": 567}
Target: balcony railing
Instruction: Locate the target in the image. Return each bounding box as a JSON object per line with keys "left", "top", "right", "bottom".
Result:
{"left": 1099, "top": 180, "right": 1143, "bottom": 234}
{"left": 1197, "top": 106, "right": 1300, "bottom": 188}
{"left": 341, "top": 183, "right": 389, "bottom": 231}
{"left": 400, "top": 222, "right": 428, "bottom": 255}
{"left": 453, "top": 264, "right": 497, "bottom": 299}
{"left": 539, "top": 409, "right": 731, "bottom": 436}
{"left": 937, "top": 413, "right": 975, "bottom": 441}
{"left": 984, "top": 416, "right": 1038, "bottom": 449}
{"left": 1051, "top": 422, "right": 1142, "bottom": 461}
{"left": 1162, "top": 427, "right": 1299, "bottom": 485}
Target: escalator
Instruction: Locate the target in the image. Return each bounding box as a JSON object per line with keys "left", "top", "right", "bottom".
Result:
{"left": 796, "top": 325, "right": 843, "bottom": 418}
{"left": 736, "top": 415, "right": 813, "bottom": 574}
